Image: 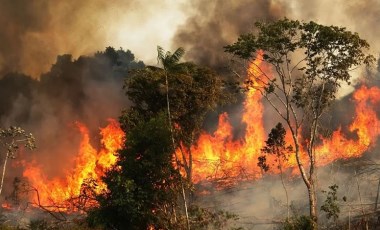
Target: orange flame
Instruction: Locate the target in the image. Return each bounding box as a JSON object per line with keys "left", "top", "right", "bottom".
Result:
{"left": 183, "top": 52, "right": 380, "bottom": 187}
{"left": 18, "top": 53, "right": 380, "bottom": 209}
{"left": 22, "top": 119, "right": 124, "bottom": 210}
{"left": 315, "top": 86, "right": 380, "bottom": 165}
{"left": 178, "top": 51, "right": 268, "bottom": 186}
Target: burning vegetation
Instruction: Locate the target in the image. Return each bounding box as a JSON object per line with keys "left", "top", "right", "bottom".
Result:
{"left": 0, "top": 5, "right": 380, "bottom": 230}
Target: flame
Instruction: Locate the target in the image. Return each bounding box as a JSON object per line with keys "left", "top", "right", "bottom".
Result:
{"left": 315, "top": 86, "right": 380, "bottom": 165}
{"left": 21, "top": 119, "right": 124, "bottom": 210}
{"left": 1, "top": 202, "right": 11, "bottom": 210}
{"left": 182, "top": 52, "right": 380, "bottom": 187}
{"left": 16, "top": 53, "right": 380, "bottom": 209}
{"left": 178, "top": 51, "right": 268, "bottom": 186}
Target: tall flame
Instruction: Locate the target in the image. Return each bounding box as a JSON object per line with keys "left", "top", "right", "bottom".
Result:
{"left": 315, "top": 86, "right": 380, "bottom": 165}
{"left": 179, "top": 51, "right": 268, "bottom": 186}
{"left": 22, "top": 119, "right": 124, "bottom": 210}
{"left": 186, "top": 53, "right": 380, "bottom": 187}
{"left": 17, "top": 54, "right": 380, "bottom": 209}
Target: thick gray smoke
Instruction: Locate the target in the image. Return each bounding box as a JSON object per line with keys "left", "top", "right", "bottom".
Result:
{"left": 0, "top": 0, "right": 177, "bottom": 77}
{"left": 0, "top": 0, "right": 121, "bottom": 77}
{"left": 174, "top": 0, "right": 380, "bottom": 69}
{"left": 0, "top": 47, "right": 143, "bottom": 190}
{"left": 173, "top": 0, "right": 289, "bottom": 72}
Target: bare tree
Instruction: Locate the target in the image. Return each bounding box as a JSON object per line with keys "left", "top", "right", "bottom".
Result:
{"left": 0, "top": 126, "right": 35, "bottom": 195}
{"left": 225, "top": 18, "right": 374, "bottom": 229}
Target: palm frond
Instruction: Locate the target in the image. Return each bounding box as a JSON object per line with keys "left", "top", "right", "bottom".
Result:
{"left": 157, "top": 46, "right": 165, "bottom": 64}
{"left": 171, "top": 47, "right": 185, "bottom": 64}
{"left": 156, "top": 46, "right": 185, "bottom": 70}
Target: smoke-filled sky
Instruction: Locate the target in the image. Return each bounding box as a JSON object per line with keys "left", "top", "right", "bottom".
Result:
{"left": 0, "top": 0, "right": 187, "bottom": 77}
{"left": 1, "top": 0, "right": 379, "bottom": 77}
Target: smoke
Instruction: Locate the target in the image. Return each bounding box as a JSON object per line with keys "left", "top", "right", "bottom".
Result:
{"left": 0, "top": 48, "right": 143, "bottom": 188}
{"left": 0, "top": 0, "right": 186, "bottom": 77}
{"left": 173, "top": 0, "right": 289, "bottom": 72}
{"left": 173, "top": 0, "right": 380, "bottom": 95}
{"left": 195, "top": 160, "right": 380, "bottom": 229}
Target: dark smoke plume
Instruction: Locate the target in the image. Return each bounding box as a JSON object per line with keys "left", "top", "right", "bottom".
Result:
{"left": 0, "top": 0, "right": 137, "bottom": 77}
{"left": 0, "top": 47, "right": 143, "bottom": 189}
{"left": 174, "top": 0, "right": 380, "bottom": 71}
{"left": 173, "top": 0, "right": 289, "bottom": 72}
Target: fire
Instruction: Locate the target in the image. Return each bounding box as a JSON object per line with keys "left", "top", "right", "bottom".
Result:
{"left": 184, "top": 52, "right": 380, "bottom": 186}
{"left": 315, "top": 86, "right": 380, "bottom": 165}
{"left": 21, "top": 119, "right": 124, "bottom": 210}
{"left": 1, "top": 202, "right": 11, "bottom": 210}
{"left": 178, "top": 51, "right": 268, "bottom": 186}
{"left": 15, "top": 53, "right": 380, "bottom": 209}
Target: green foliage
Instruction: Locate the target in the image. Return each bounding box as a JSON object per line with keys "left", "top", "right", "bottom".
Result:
{"left": 320, "top": 184, "right": 340, "bottom": 221}
{"left": 91, "top": 47, "right": 233, "bottom": 228}
{"left": 122, "top": 62, "right": 229, "bottom": 144}
{"left": 281, "top": 215, "right": 313, "bottom": 230}
{"left": 225, "top": 18, "right": 374, "bottom": 114}
{"left": 88, "top": 114, "right": 183, "bottom": 229}
{"left": 121, "top": 57, "right": 231, "bottom": 183}
{"left": 258, "top": 123, "right": 292, "bottom": 172}
{"left": 157, "top": 46, "right": 186, "bottom": 72}
{"left": 95, "top": 46, "right": 145, "bottom": 70}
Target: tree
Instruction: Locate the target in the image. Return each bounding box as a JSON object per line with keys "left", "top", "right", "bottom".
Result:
{"left": 88, "top": 114, "right": 183, "bottom": 229}
{"left": 0, "top": 126, "right": 35, "bottom": 195}
{"left": 121, "top": 50, "right": 229, "bottom": 229}
{"left": 90, "top": 48, "right": 229, "bottom": 228}
{"left": 156, "top": 46, "right": 190, "bottom": 229}
{"left": 258, "top": 122, "right": 292, "bottom": 219}
{"left": 320, "top": 184, "right": 340, "bottom": 223}
{"left": 225, "top": 18, "right": 374, "bottom": 229}
{"left": 122, "top": 52, "right": 229, "bottom": 184}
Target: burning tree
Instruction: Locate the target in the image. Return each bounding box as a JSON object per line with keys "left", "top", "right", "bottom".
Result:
{"left": 88, "top": 114, "right": 183, "bottom": 229}
{"left": 225, "top": 18, "right": 374, "bottom": 228}
{"left": 89, "top": 48, "right": 230, "bottom": 229}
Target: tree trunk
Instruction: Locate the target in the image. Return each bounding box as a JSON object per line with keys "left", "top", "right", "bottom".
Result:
{"left": 0, "top": 151, "right": 9, "bottom": 195}
{"left": 165, "top": 71, "right": 190, "bottom": 230}
{"left": 308, "top": 181, "right": 318, "bottom": 229}
{"left": 291, "top": 131, "right": 318, "bottom": 229}
{"left": 278, "top": 158, "right": 289, "bottom": 219}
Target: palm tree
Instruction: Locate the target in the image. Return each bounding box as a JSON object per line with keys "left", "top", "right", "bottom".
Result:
{"left": 157, "top": 46, "right": 185, "bottom": 71}
{"left": 156, "top": 46, "right": 190, "bottom": 230}
{"left": 157, "top": 46, "right": 185, "bottom": 127}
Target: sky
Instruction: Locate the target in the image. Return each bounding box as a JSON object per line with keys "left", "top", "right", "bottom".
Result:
{"left": 0, "top": 0, "right": 378, "bottom": 78}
